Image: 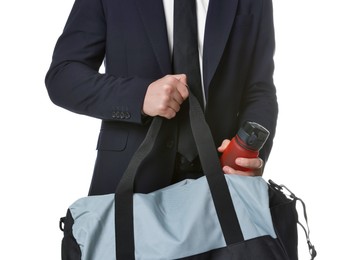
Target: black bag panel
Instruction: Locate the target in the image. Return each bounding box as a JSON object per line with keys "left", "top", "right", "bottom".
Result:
{"left": 269, "top": 186, "right": 298, "bottom": 260}
{"left": 61, "top": 209, "right": 82, "bottom": 260}
{"left": 178, "top": 236, "right": 289, "bottom": 260}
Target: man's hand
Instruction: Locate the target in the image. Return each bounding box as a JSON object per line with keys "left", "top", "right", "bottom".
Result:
{"left": 217, "top": 139, "right": 264, "bottom": 176}
{"left": 143, "top": 74, "right": 189, "bottom": 119}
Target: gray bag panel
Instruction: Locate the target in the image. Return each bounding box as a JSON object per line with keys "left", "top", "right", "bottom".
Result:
{"left": 69, "top": 175, "right": 276, "bottom": 260}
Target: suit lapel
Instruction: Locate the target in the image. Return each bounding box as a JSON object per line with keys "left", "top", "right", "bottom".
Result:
{"left": 135, "top": 0, "right": 238, "bottom": 94}
{"left": 135, "top": 0, "right": 171, "bottom": 75}
{"left": 203, "top": 0, "right": 238, "bottom": 97}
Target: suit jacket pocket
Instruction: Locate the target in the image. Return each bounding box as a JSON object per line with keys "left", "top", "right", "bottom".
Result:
{"left": 96, "top": 127, "right": 129, "bottom": 151}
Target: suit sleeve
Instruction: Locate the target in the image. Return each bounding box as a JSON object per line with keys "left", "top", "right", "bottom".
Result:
{"left": 45, "top": 0, "right": 152, "bottom": 124}
{"left": 239, "top": 0, "right": 278, "bottom": 162}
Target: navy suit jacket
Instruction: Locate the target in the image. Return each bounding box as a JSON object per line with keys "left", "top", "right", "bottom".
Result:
{"left": 46, "top": 0, "right": 278, "bottom": 195}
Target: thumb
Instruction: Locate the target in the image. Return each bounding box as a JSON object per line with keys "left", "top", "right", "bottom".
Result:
{"left": 217, "top": 139, "right": 231, "bottom": 152}
{"left": 172, "top": 74, "right": 187, "bottom": 84}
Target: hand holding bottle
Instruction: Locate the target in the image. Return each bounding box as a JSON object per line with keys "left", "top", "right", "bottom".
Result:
{"left": 218, "top": 122, "right": 269, "bottom": 176}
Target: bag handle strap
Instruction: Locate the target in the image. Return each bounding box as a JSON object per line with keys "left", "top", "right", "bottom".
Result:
{"left": 115, "top": 93, "right": 243, "bottom": 259}
{"left": 188, "top": 91, "right": 244, "bottom": 244}
{"left": 115, "top": 116, "right": 163, "bottom": 259}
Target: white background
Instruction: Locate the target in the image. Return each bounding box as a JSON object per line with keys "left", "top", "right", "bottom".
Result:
{"left": 0, "top": 0, "right": 335, "bottom": 259}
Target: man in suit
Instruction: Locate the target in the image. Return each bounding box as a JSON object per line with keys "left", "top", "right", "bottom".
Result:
{"left": 45, "top": 0, "right": 278, "bottom": 195}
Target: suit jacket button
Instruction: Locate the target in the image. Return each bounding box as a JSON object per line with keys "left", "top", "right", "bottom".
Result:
{"left": 120, "top": 112, "right": 126, "bottom": 119}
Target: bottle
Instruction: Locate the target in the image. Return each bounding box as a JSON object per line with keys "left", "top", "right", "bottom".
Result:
{"left": 220, "top": 121, "right": 270, "bottom": 171}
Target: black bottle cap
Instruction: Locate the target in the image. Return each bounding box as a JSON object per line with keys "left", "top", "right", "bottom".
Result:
{"left": 237, "top": 121, "right": 270, "bottom": 151}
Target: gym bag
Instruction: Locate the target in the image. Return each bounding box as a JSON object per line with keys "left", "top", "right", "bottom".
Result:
{"left": 59, "top": 93, "right": 316, "bottom": 259}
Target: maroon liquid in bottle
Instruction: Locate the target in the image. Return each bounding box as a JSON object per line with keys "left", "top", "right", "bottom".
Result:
{"left": 220, "top": 122, "right": 270, "bottom": 172}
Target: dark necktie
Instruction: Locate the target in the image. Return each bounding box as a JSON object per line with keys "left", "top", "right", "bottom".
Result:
{"left": 173, "top": 0, "right": 204, "bottom": 162}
